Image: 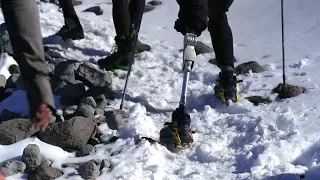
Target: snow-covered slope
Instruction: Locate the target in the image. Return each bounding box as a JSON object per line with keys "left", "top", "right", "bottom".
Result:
{"left": 1, "top": 0, "right": 320, "bottom": 179}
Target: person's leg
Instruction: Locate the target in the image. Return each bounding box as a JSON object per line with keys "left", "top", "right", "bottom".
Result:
{"left": 113, "top": 0, "right": 132, "bottom": 40}
{"left": 174, "top": 0, "right": 208, "bottom": 36}
{"left": 129, "top": 0, "right": 151, "bottom": 53}
{"left": 1, "top": 0, "right": 55, "bottom": 130}
{"left": 56, "top": 0, "right": 84, "bottom": 40}
{"left": 160, "top": 0, "right": 208, "bottom": 150}
{"left": 208, "top": 0, "right": 234, "bottom": 69}
{"left": 209, "top": 0, "right": 239, "bottom": 104}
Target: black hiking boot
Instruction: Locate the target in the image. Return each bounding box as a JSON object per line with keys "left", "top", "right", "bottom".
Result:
{"left": 97, "top": 35, "right": 133, "bottom": 71}
{"left": 160, "top": 104, "right": 194, "bottom": 152}
{"left": 55, "top": 18, "right": 84, "bottom": 41}
{"left": 214, "top": 70, "right": 239, "bottom": 105}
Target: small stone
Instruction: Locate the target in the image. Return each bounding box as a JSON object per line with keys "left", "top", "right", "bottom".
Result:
{"left": 88, "top": 138, "right": 100, "bottom": 146}
{"left": 5, "top": 74, "right": 24, "bottom": 90}
{"left": 144, "top": 4, "right": 155, "bottom": 13}
{"left": 63, "top": 105, "right": 78, "bottom": 117}
{"left": 195, "top": 41, "right": 213, "bottom": 55}
{"left": 72, "top": 0, "right": 82, "bottom": 6}
{"left": 8, "top": 64, "right": 20, "bottom": 74}
{"left": 75, "top": 63, "right": 112, "bottom": 87}
{"left": 147, "top": 0, "right": 162, "bottom": 6}
{"left": 94, "top": 108, "right": 104, "bottom": 116}
{"left": 83, "top": 6, "right": 103, "bottom": 16}
{"left": 0, "top": 119, "right": 40, "bottom": 145}
{"left": 81, "top": 96, "right": 97, "bottom": 108}
{"left": 245, "top": 96, "right": 272, "bottom": 106}
{"left": 77, "top": 144, "right": 95, "bottom": 157}
{"left": 273, "top": 83, "right": 304, "bottom": 99}
{"left": 234, "top": 61, "right": 265, "bottom": 75}
{"left": 78, "top": 161, "right": 100, "bottom": 180}
{"left": 22, "top": 144, "right": 41, "bottom": 169}
{"left": 28, "top": 163, "right": 62, "bottom": 180}
{"left": 100, "top": 159, "right": 111, "bottom": 170}
{"left": 85, "top": 86, "right": 114, "bottom": 100}
{"left": 105, "top": 110, "right": 129, "bottom": 130}
{"left": 0, "top": 161, "right": 26, "bottom": 176}
{"left": 72, "top": 104, "right": 95, "bottom": 119}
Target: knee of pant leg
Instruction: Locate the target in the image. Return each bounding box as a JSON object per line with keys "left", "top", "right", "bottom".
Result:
{"left": 208, "top": 12, "right": 227, "bottom": 30}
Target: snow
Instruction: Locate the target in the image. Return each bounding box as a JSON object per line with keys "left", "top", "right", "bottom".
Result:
{"left": 0, "top": 0, "right": 320, "bottom": 179}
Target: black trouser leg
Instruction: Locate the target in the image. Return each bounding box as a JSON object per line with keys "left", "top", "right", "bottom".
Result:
{"left": 208, "top": 0, "right": 234, "bottom": 68}
{"left": 129, "top": 0, "right": 145, "bottom": 29}
{"left": 112, "top": 0, "right": 131, "bottom": 39}
{"left": 175, "top": 0, "right": 208, "bottom": 36}
{"left": 58, "top": 0, "right": 82, "bottom": 27}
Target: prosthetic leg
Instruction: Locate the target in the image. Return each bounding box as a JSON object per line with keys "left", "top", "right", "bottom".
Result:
{"left": 159, "top": 32, "right": 197, "bottom": 151}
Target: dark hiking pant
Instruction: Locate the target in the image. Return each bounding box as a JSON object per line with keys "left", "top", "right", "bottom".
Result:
{"left": 175, "top": 0, "right": 235, "bottom": 68}
{"left": 58, "top": 0, "right": 82, "bottom": 27}
{"left": 1, "top": 0, "right": 55, "bottom": 118}
{"left": 112, "top": 0, "right": 145, "bottom": 40}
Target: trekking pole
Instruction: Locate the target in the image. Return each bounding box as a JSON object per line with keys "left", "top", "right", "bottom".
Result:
{"left": 281, "top": 0, "right": 286, "bottom": 85}
{"left": 120, "top": 0, "right": 146, "bottom": 110}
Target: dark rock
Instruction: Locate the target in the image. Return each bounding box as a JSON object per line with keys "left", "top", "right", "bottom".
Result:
{"left": 234, "top": 61, "right": 265, "bottom": 75}
{"left": 0, "top": 109, "right": 21, "bottom": 122}
{"left": 0, "top": 160, "right": 26, "bottom": 176}
{"left": 105, "top": 110, "right": 129, "bottom": 130}
{"left": 147, "top": 0, "right": 162, "bottom": 6}
{"left": 72, "top": 104, "right": 95, "bottom": 119}
{"left": 144, "top": 4, "right": 155, "bottom": 13}
{"left": 83, "top": 6, "right": 103, "bottom": 16}
{"left": 38, "top": 116, "right": 97, "bottom": 150}
{"left": 96, "top": 116, "right": 107, "bottom": 124}
{"left": 0, "top": 118, "right": 39, "bottom": 145}
{"left": 75, "top": 63, "right": 112, "bottom": 87}
{"left": 85, "top": 86, "right": 114, "bottom": 100}
{"left": 45, "top": 55, "right": 65, "bottom": 66}
{"left": 22, "top": 144, "right": 41, "bottom": 169}
{"left": 72, "top": 0, "right": 82, "bottom": 6}
{"left": 95, "top": 94, "right": 110, "bottom": 109}
{"left": 273, "top": 83, "right": 304, "bottom": 99}
{"left": 54, "top": 60, "right": 81, "bottom": 84}
{"left": 88, "top": 138, "right": 100, "bottom": 146}
{"left": 56, "top": 83, "right": 86, "bottom": 102}
{"left": 8, "top": 64, "right": 20, "bottom": 74}
{"left": 52, "top": 80, "right": 67, "bottom": 93}
{"left": 81, "top": 96, "right": 97, "bottom": 108}
{"left": 63, "top": 105, "right": 78, "bottom": 117}
{"left": 245, "top": 96, "right": 272, "bottom": 106}
{"left": 195, "top": 41, "right": 213, "bottom": 55}
{"left": 60, "top": 97, "right": 77, "bottom": 106}
{"left": 100, "top": 159, "right": 111, "bottom": 170}
{"left": 0, "top": 74, "right": 6, "bottom": 87}
{"left": 78, "top": 161, "right": 100, "bottom": 180}
{"left": 94, "top": 108, "right": 104, "bottom": 116}
{"left": 77, "top": 144, "right": 95, "bottom": 157}
{"left": 5, "top": 74, "right": 24, "bottom": 90}
{"left": 28, "top": 162, "right": 62, "bottom": 180}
